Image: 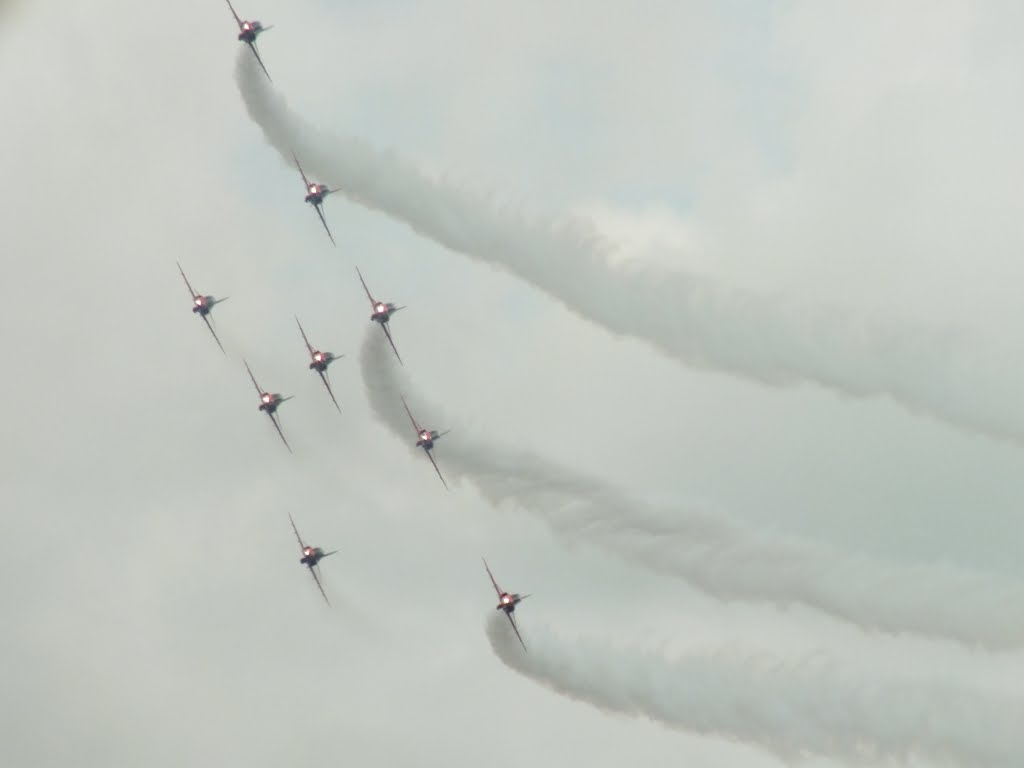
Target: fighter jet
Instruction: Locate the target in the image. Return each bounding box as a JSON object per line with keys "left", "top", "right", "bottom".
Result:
{"left": 356, "top": 267, "right": 405, "bottom": 364}
{"left": 296, "top": 316, "right": 343, "bottom": 412}
{"left": 226, "top": 0, "right": 273, "bottom": 81}
{"left": 289, "top": 512, "right": 336, "bottom": 605}
{"left": 244, "top": 360, "right": 293, "bottom": 452}
{"left": 483, "top": 558, "right": 530, "bottom": 651}
{"left": 292, "top": 152, "right": 336, "bottom": 246}
{"left": 401, "top": 395, "right": 449, "bottom": 489}
{"left": 178, "top": 262, "right": 228, "bottom": 353}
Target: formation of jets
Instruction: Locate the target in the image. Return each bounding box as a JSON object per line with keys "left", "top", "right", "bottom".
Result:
{"left": 189, "top": 3, "right": 532, "bottom": 639}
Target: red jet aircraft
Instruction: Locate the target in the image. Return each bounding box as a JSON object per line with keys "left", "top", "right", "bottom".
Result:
{"left": 484, "top": 558, "right": 530, "bottom": 651}
{"left": 225, "top": 0, "right": 273, "bottom": 81}
{"left": 356, "top": 267, "right": 405, "bottom": 364}
{"left": 289, "top": 512, "right": 336, "bottom": 605}
{"left": 178, "top": 262, "right": 228, "bottom": 353}
{"left": 401, "top": 396, "right": 449, "bottom": 489}
{"left": 296, "top": 316, "right": 343, "bottom": 412}
{"left": 293, "top": 152, "right": 336, "bottom": 246}
{"left": 244, "top": 360, "right": 293, "bottom": 452}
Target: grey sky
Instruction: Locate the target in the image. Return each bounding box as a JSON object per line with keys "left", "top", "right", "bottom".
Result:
{"left": 1, "top": 1, "right": 1023, "bottom": 766}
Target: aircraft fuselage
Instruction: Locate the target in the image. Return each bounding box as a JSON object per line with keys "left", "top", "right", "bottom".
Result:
{"left": 193, "top": 296, "right": 215, "bottom": 315}
{"left": 301, "top": 547, "right": 324, "bottom": 566}
{"left": 309, "top": 351, "right": 334, "bottom": 372}
{"left": 238, "top": 22, "right": 262, "bottom": 43}
{"left": 498, "top": 593, "right": 522, "bottom": 612}
{"left": 259, "top": 396, "right": 282, "bottom": 414}
{"left": 304, "top": 184, "right": 327, "bottom": 205}
{"left": 416, "top": 429, "right": 440, "bottom": 449}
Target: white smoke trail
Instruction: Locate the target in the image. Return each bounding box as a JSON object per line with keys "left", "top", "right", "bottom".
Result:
{"left": 358, "top": 326, "right": 1024, "bottom": 649}
{"left": 236, "top": 50, "right": 1024, "bottom": 445}
{"left": 486, "top": 613, "right": 1024, "bottom": 767}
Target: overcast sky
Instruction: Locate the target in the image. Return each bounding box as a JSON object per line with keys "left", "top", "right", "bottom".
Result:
{"left": 2, "top": 1, "right": 1023, "bottom": 766}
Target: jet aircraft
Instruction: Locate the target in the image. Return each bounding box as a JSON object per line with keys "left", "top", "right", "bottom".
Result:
{"left": 178, "top": 262, "right": 228, "bottom": 353}
{"left": 289, "top": 512, "right": 336, "bottom": 605}
{"left": 225, "top": 0, "right": 273, "bottom": 81}
{"left": 356, "top": 267, "right": 404, "bottom": 364}
{"left": 293, "top": 152, "right": 336, "bottom": 245}
{"left": 244, "top": 360, "right": 293, "bottom": 451}
{"left": 296, "top": 316, "right": 343, "bottom": 412}
{"left": 484, "top": 558, "right": 529, "bottom": 651}
{"left": 401, "top": 396, "right": 449, "bottom": 489}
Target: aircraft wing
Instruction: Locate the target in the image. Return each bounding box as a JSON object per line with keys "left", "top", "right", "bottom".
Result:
{"left": 292, "top": 151, "right": 311, "bottom": 188}
{"left": 424, "top": 446, "right": 449, "bottom": 490}
{"left": 201, "top": 314, "right": 226, "bottom": 354}
{"left": 247, "top": 42, "right": 272, "bottom": 82}
{"left": 483, "top": 558, "right": 503, "bottom": 597}
{"left": 244, "top": 360, "right": 264, "bottom": 397}
{"left": 309, "top": 565, "right": 330, "bottom": 605}
{"left": 400, "top": 396, "right": 421, "bottom": 433}
{"left": 381, "top": 323, "right": 403, "bottom": 365}
{"left": 268, "top": 411, "right": 293, "bottom": 453}
{"left": 313, "top": 203, "right": 336, "bottom": 246}
{"left": 225, "top": 0, "right": 243, "bottom": 27}
{"left": 355, "top": 267, "right": 376, "bottom": 306}
{"left": 288, "top": 512, "right": 306, "bottom": 552}
{"left": 507, "top": 611, "right": 527, "bottom": 651}
{"left": 295, "top": 316, "right": 315, "bottom": 356}
{"left": 177, "top": 262, "right": 198, "bottom": 299}
{"left": 318, "top": 370, "right": 342, "bottom": 413}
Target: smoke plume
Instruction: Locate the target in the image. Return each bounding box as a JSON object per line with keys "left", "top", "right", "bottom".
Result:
{"left": 237, "top": 49, "right": 1024, "bottom": 446}
{"left": 487, "top": 613, "right": 1024, "bottom": 767}
{"left": 359, "top": 326, "right": 1024, "bottom": 649}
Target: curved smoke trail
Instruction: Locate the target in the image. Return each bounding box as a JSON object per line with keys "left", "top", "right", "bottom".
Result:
{"left": 358, "top": 325, "right": 1024, "bottom": 649}
{"left": 236, "top": 49, "right": 1024, "bottom": 445}
{"left": 486, "top": 613, "right": 1024, "bottom": 767}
